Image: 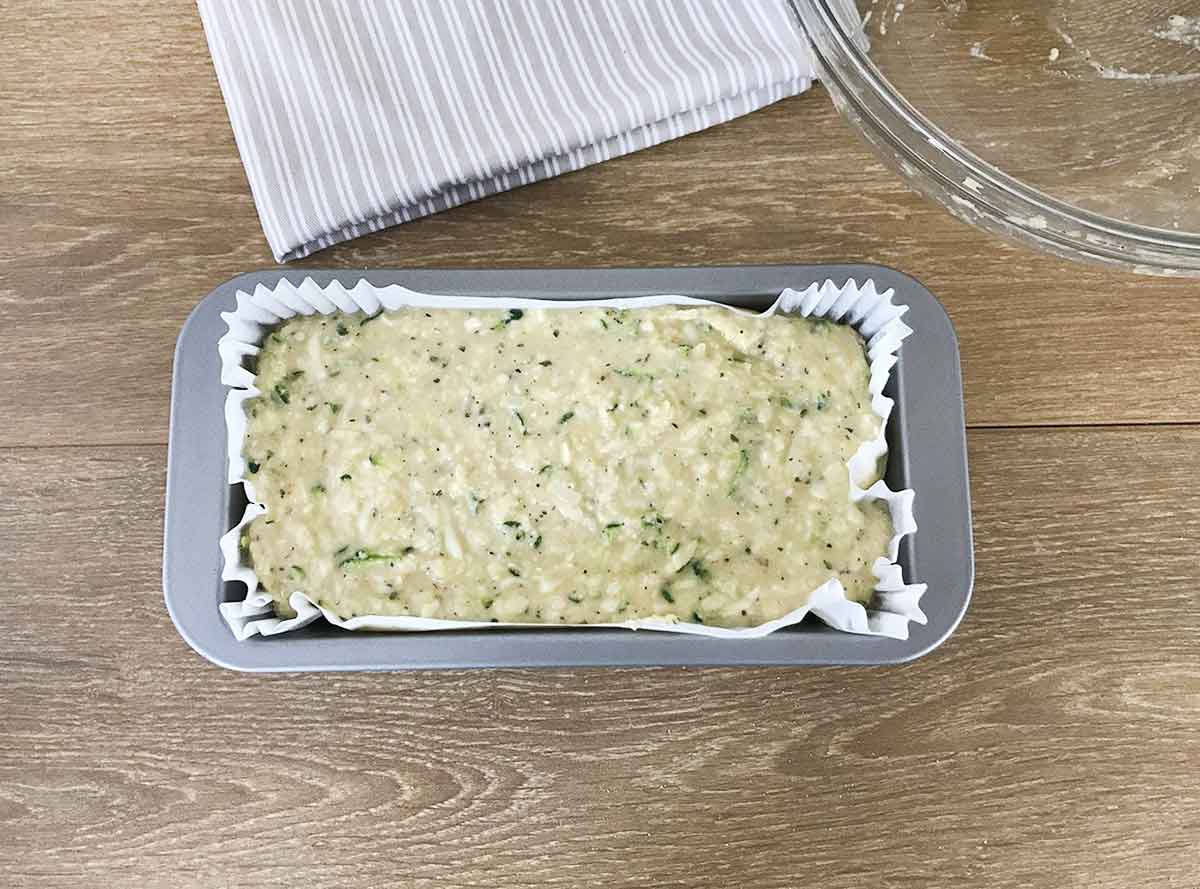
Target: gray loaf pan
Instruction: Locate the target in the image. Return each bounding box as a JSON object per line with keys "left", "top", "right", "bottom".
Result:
{"left": 164, "top": 265, "right": 973, "bottom": 671}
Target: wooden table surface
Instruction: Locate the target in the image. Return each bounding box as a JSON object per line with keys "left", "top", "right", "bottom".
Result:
{"left": 2, "top": 3, "right": 1198, "bottom": 888}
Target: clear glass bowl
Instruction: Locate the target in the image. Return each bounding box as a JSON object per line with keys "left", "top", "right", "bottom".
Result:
{"left": 788, "top": 0, "right": 1200, "bottom": 276}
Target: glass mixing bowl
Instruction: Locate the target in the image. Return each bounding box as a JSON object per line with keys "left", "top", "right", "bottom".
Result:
{"left": 788, "top": 0, "right": 1200, "bottom": 276}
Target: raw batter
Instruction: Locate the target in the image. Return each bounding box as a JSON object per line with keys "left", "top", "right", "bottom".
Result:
{"left": 241, "top": 305, "right": 892, "bottom": 626}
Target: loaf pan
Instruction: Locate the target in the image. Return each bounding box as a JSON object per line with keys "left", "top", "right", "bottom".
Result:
{"left": 163, "top": 264, "right": 973, "bottom": 670}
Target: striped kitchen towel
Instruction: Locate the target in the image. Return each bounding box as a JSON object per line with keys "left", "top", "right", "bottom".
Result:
{"left": 198, "top": 0, "right": 818, "bottom": 262}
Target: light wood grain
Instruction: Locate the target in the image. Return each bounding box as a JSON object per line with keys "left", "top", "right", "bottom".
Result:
{"left": 1, "top": 429, "right": 1198, "bottom": 889}
{"left": 3, "top": 2, "right": 1200, "bottom": 888}
{"left": 2, "top": 2, "right": 1200, "bottom": 450}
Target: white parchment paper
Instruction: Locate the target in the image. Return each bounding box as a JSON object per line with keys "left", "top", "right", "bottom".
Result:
{"left": 218, "top": 278, "right": 927, "bottom": 641}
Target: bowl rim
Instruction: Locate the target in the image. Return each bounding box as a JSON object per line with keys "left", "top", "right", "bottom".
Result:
{"left": 787, "top": 0, "right": 1200, "bottom": 277}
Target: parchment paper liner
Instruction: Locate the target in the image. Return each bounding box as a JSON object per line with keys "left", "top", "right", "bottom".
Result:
{"left": 217, "top": 278, "right": 927, "bottom": 640}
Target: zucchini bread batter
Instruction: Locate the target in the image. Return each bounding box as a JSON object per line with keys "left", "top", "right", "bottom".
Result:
{"left": 241, "top": 305, "right": 892, "bottom": 626}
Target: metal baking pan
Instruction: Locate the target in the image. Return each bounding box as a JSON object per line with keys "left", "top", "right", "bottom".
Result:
{"left": 164, "top": 265, "right": 973, "bottom": 671}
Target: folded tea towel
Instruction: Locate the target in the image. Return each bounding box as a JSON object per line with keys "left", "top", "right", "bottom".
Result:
{"left": 198, "top": 0, "right": 818, "bottom": 262}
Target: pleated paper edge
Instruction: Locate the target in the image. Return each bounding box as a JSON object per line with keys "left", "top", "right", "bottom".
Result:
{"left": 217, "top": 278, "right": 927, "bottom": 642}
